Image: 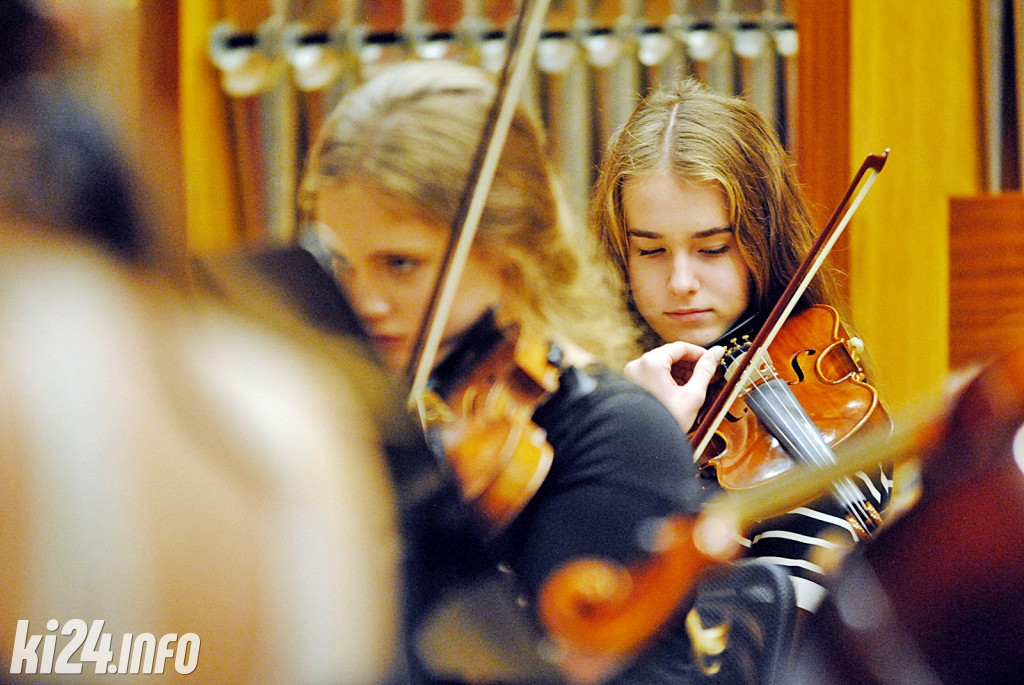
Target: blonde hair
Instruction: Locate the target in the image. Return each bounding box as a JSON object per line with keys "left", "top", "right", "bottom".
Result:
{"left": 301, "top": 60, "right": 639, "bottom": 367}
{"left": 590, "top": 77, "right": 846, "bottom": 349}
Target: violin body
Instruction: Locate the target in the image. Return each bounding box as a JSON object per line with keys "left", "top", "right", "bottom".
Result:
{"left": 422, "top": 314, "right": 560, "bottom": 535}
{"left": 697, "top": 305, "right": 892, "bottom": 494}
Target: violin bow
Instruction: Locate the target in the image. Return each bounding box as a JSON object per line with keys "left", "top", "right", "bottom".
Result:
{"left": 690, "top": 149, "right": 890, "bottom": 462}
{"left": 405, "top": 0, "right": 551, "bottom": 419}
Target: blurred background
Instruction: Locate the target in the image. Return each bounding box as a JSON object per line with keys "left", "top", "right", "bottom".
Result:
{"left": 61, "top": 0, "right": 1022, "bottom": 418}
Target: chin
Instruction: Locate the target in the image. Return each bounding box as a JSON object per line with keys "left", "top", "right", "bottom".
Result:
{"left": 660, "top": 326, "right": 712, "bottom": 348}
{"left": 380, "top": 352, "right": 408, "bottom": 376}
{"left": 684, "top": 331, "right": 727, "bottom": 349}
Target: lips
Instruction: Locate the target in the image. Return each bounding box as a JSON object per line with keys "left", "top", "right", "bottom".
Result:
{"left": 369, "top": 333, "right": 405, "bottom": 350}
{"left": 665, "top": 308, "right": 712, "bottom": 322}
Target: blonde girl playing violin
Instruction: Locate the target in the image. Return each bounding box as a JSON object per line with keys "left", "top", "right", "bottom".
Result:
{"left": 298, "top": 59, "right": 784, "bottom": 685}
{"left": 591, "top": 77, "right": 893, "bottom": 614}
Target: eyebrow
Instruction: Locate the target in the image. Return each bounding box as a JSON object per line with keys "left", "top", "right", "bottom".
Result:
{"left": 627, "top": 226, "right": 734, "bottom": 240}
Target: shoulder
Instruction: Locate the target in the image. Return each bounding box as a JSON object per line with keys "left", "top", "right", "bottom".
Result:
{"left": 537, "top": 363, "right": 683, "bottom": 444}
{"left": 533, "top": 362, "right": 705, "bottom": 511}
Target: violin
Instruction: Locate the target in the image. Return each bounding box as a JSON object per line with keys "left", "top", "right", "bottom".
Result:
{"left": 419, "top": 313, "right": 561, "bottom": 535}
{"left": 387, "top": 3, "right": 572, "bottom": 679}
{"left": 695, "top": 304, "right": 892, "bottom": 538}
{"left": 687, "top": 151, "right": 892, "bottom": 540}
{"left": 402, "top": 0, "right": 556, "bottom": 538}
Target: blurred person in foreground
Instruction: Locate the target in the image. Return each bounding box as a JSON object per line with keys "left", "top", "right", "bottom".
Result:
{"left": 0, "top": 1, "right": 405, "bottom": 682}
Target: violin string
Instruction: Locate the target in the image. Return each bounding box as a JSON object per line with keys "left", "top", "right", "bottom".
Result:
{"left": 739, "top": 347, "right": 876, "bottom": 534}
{"left": 748, "top": 369, "right": 877, "bottom": 535}
{"left": 749, "top": 376, "right": 875, "bottom": 534}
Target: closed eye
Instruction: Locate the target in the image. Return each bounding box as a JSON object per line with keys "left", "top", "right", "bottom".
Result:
{"left": 628, "top": 229, "right": 668, "bottom": 258}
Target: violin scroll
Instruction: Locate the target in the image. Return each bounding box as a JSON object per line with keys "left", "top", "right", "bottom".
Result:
{"left": 538, "top": 515, "right": 726, "bottom": 659}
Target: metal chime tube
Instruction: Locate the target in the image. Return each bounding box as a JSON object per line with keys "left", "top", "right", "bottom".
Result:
{"left": 733, "top": 6, "right": 774, "bottom": 125}
{"left": 772, "top": 6, "right": 799, "bottom": 150}
{"left": 262, "top": 7, "right": 300, "bottom": 246}
{"left": 705, "top": 0, "right": 737, "bottom": 95}
{"left": 282, "top": 1, "right": 368, "bottom": 255}
{"left": 587, "top": 0, "right": 643, "bottom": 159}
{"left": 980, "top": 0, "right": 1006, "bottom": 191}
{"left": 207, "top": 0, "right": 800, "bottom": 248}
{"left": 639, "top": 0, "right": 687, "bottom": 96}
{"left": 534, "top": 0, "right": 592, "bottom": 219}
{"left": 457, "top": 0, "right": 490, "bottom": 67}
{"left": 611, "top": 0, "right": 644, "bottom": 131}
{"left": 405, "top": 0, "right": 461, "bottom": 62}
{"left": 284, "top": 1, "right": 348, "bottom": 148}
{"left": 678, "top": 3, "right": 720, "bottom": 91}
{"left": 209, "top": 0, "right": 297, "bottom": 245}
{"left": 358, "top": 0, "right": 406, "bottom": 80}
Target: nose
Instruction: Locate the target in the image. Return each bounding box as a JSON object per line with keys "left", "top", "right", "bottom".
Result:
{"left": 667, "top": 254, "right": 699, "bottom": 295}
{"left": 340, "top": 273, "right": 389, "bottom": 322}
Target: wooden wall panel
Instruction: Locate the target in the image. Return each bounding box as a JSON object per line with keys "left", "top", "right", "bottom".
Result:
{"left": 793, "top": 0, "right": 851, "bottom": 293}
{"left": 180, "top": 0, "right": 243, "bottom": 253}
{"left": 792, "top": 0, "right": 982, "bottom": 411}
{"left": 847, "top": 1, "right": 981, "bottom": 413}
{"left": 949, "top": 193, "right": 1024, "bottom": 369}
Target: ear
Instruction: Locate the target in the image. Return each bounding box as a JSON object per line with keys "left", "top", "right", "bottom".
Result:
{"left": 499, "top": 258, "right": 520, "bottom": 284}
{"left": 492, "top": 255, "right": 526, "bottom": 313}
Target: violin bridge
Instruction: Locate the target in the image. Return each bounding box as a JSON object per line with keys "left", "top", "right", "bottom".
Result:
{"left": 846, "top": 501, "right": 883, "bottom": 541}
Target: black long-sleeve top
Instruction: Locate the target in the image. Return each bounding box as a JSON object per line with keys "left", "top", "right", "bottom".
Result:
{"left": 405, "top": 360, "right": 715, "bottom": 685}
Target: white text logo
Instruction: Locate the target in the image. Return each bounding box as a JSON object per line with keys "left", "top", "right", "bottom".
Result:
{"left": 8, "top": 620, "right": 200, "bottom": 675}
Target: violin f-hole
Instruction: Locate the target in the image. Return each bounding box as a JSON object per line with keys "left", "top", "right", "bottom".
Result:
{"left": 724, "top": 408, "right": 746, "bottom": 423}
{"left": 789, "top": 349, "right": 817, "bottom": 383}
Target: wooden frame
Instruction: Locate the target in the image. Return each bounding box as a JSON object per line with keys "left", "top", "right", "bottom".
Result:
{"left": 793, "top": 0, "right": 852, "bottom": 294}
{"left": 949, "top": 193, "right": 1024, "bottom": 369}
